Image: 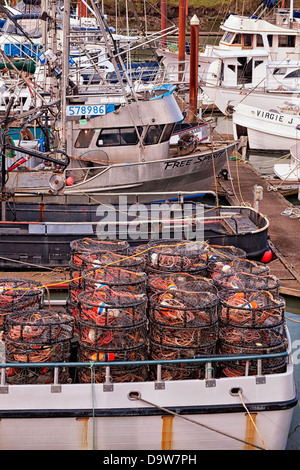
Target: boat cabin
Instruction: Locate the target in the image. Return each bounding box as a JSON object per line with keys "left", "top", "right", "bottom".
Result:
{"left": 205, "top": 50, "right": 269, "bottom": 89}
{"left": 219, "top": 11, "right": 300, "bottom": 62}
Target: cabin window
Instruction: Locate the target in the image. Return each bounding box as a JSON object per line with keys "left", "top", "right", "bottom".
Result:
{"left": 254, "top": 60, "right": 264, "bottom": 68}
{"left": 243, "top": 34, "right": 253, "bottom": 48}
{"left": 285, "top": 68, "right": 300, "bottom": 78}
{"left": 223, "top": 32, "right": 234, "bottom": 43}
{"left": 267, "top": 35, "right": 273, "bottom": 46}
{"left": 232, "top": 34, "right": 241, "bottom": 45}
{"left": 74, "top": 129, "right": 95, "bottom": 148}
{"left": 278, "top": 35, "right": 295, "bottom": 47}
{"left": 273, "top": 67, "right": 287, "bottom": 75}
{"left": 144, "top": 124, "right": 164, "bottom": 145}
{"left": 256, "top": 35, "right": 264, "bottom": 47}
{"left": 96, "top": 127, "right": 143, "bottom": 147}
{"left": 160, "top": 123, "right": 175, "bottom": 143}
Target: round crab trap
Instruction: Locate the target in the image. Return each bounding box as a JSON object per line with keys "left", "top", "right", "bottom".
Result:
{"left": 149, "top": 341, "right": 217, "bottom": 381}
{"left": 147, "top": 240, "right": 209, "bottom": 274}
{"left": 82, "top": 266, "right": 147, "bottom": 294}
{"left": 219, "top": 322, "right": 286, "bottom": 349}
{"left": 66, "top": 281, "right": 82, "bottom": 327}
{"left": 5, "top": 341, "right": 71, "bottom": 384}
{"left": 5, "top": 309, "right": 74, "bottom": 345}
{"left": 0, "top": 278, "right": 45, "bottom": 331}
{"left": 147, "top": 271, "right": 216, "bottom": 296}
{"left": 208, "top": 258, "right": 270, "bottom": 279}
{"left": 208, "top": 245, "right": 247, "bottom": 262}
{"left": 70, "top": 238, "right": 129, "bottom": 268}
{"left": 149, "top": 290, "right": 219, "bottom": 327}
{"left": 5, "top": 309, "right": 74, "bottom": 384}
{"left": 218, "top": 340, "right": 288, "bottom": 377}
{"left": 77, "top": 318, "right": 148, "bottom": 352}
{"left": 78, "top": 288, "right": 148, "bottom": 327}
{"left": 218, "top": 290, "right": 285, "bottom": 328}
{"left": 130, "top": 244, "right": 149, "bottom": 260}
{"left": 77, "top": 343, "right": 148, "bottom": 383}
{"left": 82, "top": 250, "right": 146, "bottom": 272}
{"left": 212, "top": 272, "right": 280, "bottom": 294}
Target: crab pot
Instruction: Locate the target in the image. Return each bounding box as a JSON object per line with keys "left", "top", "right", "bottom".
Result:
{"left": 130, "top": 244, "right": 149, "bottom": 260}
{"left": 5, "top": 341, "right": 71, "bottom": 384}
{"left": 66, "top": 298, "right": 80, "bottom": 323}
{"left": 82, "top": 250, "right": 146, "bottom": 272}
{"left": 218, "top": 290, "right": 285, "bottom": 328}
{"left": 147, "top": 271, "right": 216, "bottom": 296}
{"left": 82, "top": 266, "right": 147, "bottom": 294}
{"left": 5, "top": 309, "right": 74, "bottom": 384}
{"left": 212, "top": 272, "right": 280, "bottom": 294}
{"left": 218, "top": 340, "right": 288, "bottom": 377}
{"left": 70, "top": 238, "right": 129, "bottom": 268}
{"left": 148, "top": 290, "right": 219, "bottom": 380}
{"left": 207, "top": 257, "right": 270, "bottom": 279}
{"left": 208, "top": 245, "right": 247, "bottom": 262}
{"left": 148, "top": 290, "right": 219, "bottom": 327}
{"left": 78, "top": 289, "right": 148, "bottom": 328}
{"left": 66, "top": 280, "right": 83, "bottom": 326}
{"left": 149, "top": 340, "right": 217, "bottom": 380}
{"left": 219, "top": 321, "right": 286, "bottom": 348}
{"left": 150, "top": 319, "right": 218, "bottom": 349}
{"left": 146, "top": 240, "right": 209, "bottom": 274}
{"left": 77, "top": 318, "right": 148, "bottom": 351}
{"left": 0, "top": 278, "right": 45, "bottom": 331}
{"left": 77, "top": 342, "right": 148, "bottom": 383}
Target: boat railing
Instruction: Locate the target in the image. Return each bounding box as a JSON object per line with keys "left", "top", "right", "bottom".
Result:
{"left": 0, "top": 352, "right": 289, "bottom": 389}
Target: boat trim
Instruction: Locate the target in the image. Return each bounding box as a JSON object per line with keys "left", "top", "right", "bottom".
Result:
{"left": 0, "top": 395, "right": 297, "bottom": 419}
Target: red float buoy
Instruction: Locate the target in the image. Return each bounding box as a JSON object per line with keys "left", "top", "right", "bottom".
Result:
{"left": 66, "top": 176, "right": 74, "bottom": 186}
{"left": 261, "top": 250, "right": 272, "bottom": 263}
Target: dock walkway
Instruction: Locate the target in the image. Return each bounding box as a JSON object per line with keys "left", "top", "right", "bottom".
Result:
{"left": 216, "top": 156, "right": 300, "bottom": 297}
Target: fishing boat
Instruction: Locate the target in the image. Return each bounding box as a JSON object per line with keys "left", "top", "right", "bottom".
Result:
{"left": 232, "top": 101, "right": 300, "bottom": 151}
{"left": 1, "top": 1, "right": 236, "bottom": 198}
{"left": 200, "top": 0, "right": 300, "bottom": 114}
{"left": 274, "top": 142, "right": 300, "bottom": 180}
{"left": 0, "top": 192, "right": 270, "bottom": 268}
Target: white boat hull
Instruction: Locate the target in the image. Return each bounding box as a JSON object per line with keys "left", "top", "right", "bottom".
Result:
{"left": 202, "top": 85, "right": 300, "bottom": 116}
{"left": 0, "top": 363, "right": 295, "bottom": 450}
{"left": 232, "top": 103, "right": 300, "bottom": 151}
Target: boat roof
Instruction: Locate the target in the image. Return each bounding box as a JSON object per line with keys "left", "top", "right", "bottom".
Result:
{"left": 212, "top": 49, "right": 269, "bottom": 59}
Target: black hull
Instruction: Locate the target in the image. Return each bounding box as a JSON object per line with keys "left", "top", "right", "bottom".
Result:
{"left": 0, "top": 200, "right": 269, "bottom": 268}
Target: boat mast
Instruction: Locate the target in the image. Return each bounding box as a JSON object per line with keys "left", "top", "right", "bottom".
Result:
{"left": 61, "top": 0, "right": 70, "bottom": 153}
{"left": 290, "top": 0, "right": 294, "bottom": 27}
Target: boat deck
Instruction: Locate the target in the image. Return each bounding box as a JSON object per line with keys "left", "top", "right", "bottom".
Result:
{"left": 215, "top": 157, "right": 300, "bottom": 297}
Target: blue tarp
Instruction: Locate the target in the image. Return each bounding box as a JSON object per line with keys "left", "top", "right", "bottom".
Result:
{"left": 263, "top": 0, "right": 275, "bottom": 8}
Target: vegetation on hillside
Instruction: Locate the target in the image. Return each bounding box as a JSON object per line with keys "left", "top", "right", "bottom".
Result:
{"left": 100, "top": 0, "right": 300, "bottom": 32}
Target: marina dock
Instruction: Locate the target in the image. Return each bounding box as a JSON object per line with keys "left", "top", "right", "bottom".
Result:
{"left": 216, "top": 154, "right": 300, "bottom": 298}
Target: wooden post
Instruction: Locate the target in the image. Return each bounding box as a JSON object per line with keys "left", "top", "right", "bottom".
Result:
{"left": 161, "top": 0, "right": 167, "bottom": 48}
{"left": 188, "top": 15, "right": 199, "bottom": 122}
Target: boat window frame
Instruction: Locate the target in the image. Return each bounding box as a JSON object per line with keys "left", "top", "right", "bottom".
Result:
{"left": 74, "top": 129, "right": 96, "bottom": 148}
{"left": 96, "top": 126, "right": 143, "bottom": 147}
{"left": 256, "top": 34, "right": 264, "bottom": 47}
{"left": 160, "top": 123, "right": 176, "bottom": 143}
{"left": 144, "top": 124, "right": 165, "bottom": 146}
{"left": 232, "top": 34, "right": 242, "bottom": 45}
{"left": 278, "top": 35, "right": 296, "bottom": 48}
{"left": 222, "top": 32, "right": 234, "bottom": 44}
{"left": 242, "top": 34, "right": 253, "bottom": 49}
{"left": 284, "top": 68, "right": 300, "bottom": 78}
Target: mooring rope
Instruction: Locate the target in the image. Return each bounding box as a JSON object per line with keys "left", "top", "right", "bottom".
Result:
{"left": 130, "top": 392, "right": 266, "bottom": 450}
